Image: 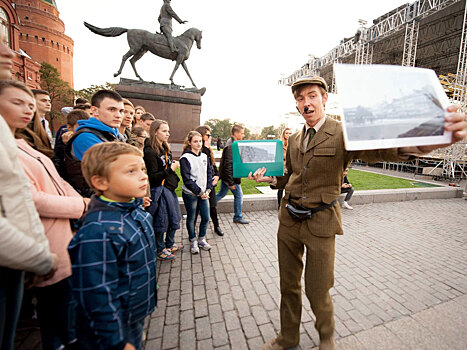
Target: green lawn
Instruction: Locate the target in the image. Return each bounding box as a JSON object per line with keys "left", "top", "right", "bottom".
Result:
{"left": 347, "top": 169, "right": 439, "bottom": 190}
{"left": 173, "top": 167, "right": 438, "bottom": 196}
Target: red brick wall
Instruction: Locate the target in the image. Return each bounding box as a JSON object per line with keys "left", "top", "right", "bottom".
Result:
{"left": 15, "top": 0, "right": 74, "bottom": 88}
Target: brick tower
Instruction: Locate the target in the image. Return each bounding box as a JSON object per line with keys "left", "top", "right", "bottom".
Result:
{"left": 14, "top": 0, "right": 74, "bottom": 87}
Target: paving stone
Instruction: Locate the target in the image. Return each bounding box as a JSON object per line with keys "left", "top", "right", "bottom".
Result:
{"left": 240, "top": 315, "right": 260, "bottom": 339}
{"left": 195, "top": 316, "right": 212, "bottom": 340}
{"left": 147, "top": 317, "right": 164, "bottom": 340}
{"left": 219, "top": 294, "right": 234, "bottom": 312}
{"left": 211, "top": 322, "right": 229, "bottom": 347}
{"left": 247, "top": 336, "right": 264, "bottom": 349}
{"left": 164, "top": 305, "right": 179, "bottom": 325}
{"left": 208, "top": 303, "right": 224, "bottom": 324}
{"left": 161, "top": 324, "right": 179, "bottom": 349}
{"left": 354, "top": 325, "right": 410, "bottom": 350}
{"left": 234, "top": 299, "right": 251, "bottom": 318}
{"left": 193, "top": 284, "right": 206, "bottom": 300}
{"left": 224, "top": 310, "right": 241, "bottom": 331}
{"left": 334, "top": 335, "right": 368, "bottom": 350}
{"left": 259, "top": 323, "right": 277, "bottom": 343}
{"left": 228, "top": 329, "right": 248, "bottom": 350}
{"left": 251, "top": 305, "right": 269, "bottom": 326}
{"left": 144, "top": 338, "right": 162, "bottom": 350}
{"left": 142, "top": 200, "right": 467, "bottom": 350}
{"left": 412, "top": 299, "right": 467, "bottom": 350}
{"left": 385, "top": 316, "right": 445, "bottom": 350}
{"left": 194, "top": 299, "right": 209, "bottom": 318}
{"left": 179, "top": 329, "right": 196, "bottom": 350}
{"left": 180, "top": 309, "right": 195, "bottom": 331}
{"left": 197, "top": 339, "right": 214, "bottom": 349}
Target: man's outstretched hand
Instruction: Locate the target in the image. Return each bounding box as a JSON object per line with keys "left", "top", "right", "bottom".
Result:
{"left": 418, "top": 104, "right": 467, "bottom": 153}
{"left": 248, "top": 167, "right": 273, "bottom": 183}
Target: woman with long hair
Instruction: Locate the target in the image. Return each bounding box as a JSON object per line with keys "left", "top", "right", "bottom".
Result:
{"left": 179, "top": 131, "right": 213, "bottom": 254}
{"left": 0, "top": 80, "right": 88, "bottom": 350}
{"left": 133, "top": 105, "right": 146, "bottom": 127}
{"left": 278, "top": 127, "right": 292, "bottom": 208}
{"left": 15, "top": 109, "right": 53, "bottom": 158}
{"left": 195, "top": 125, "right": 224, "bottom": 236}
{"left": 143, "top": 119, "right": 182, "bottom": 261}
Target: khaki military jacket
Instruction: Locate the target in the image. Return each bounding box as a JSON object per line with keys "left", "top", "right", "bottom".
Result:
{"left": 277, "top": 117, "right": 412, "bottom": 237}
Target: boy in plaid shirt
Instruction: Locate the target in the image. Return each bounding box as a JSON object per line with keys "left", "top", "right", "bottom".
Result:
{"left": 68, "top": 142, "right": 156, "bottom": 350}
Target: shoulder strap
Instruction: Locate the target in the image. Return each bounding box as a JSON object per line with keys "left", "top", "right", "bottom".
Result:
{"left": 65, "top": 127, "right": 117, "bottom": 157}
{"left": 161, "top": 151, "right": 169, "bottom": 186}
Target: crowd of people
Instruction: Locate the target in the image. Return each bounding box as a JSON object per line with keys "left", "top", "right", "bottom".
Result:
{"left": 0, "top": 31, "right": 248, "bottom": 349}
{"left": 2, "top": 26, "right": 466, "bottom": 350}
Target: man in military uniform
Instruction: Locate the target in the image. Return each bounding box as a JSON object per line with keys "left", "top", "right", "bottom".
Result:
{"left": 158, "top": 0, "right": 187, "bottom": 53}
{"left": 250, "top": 76, "right": 467, "bottom": 350}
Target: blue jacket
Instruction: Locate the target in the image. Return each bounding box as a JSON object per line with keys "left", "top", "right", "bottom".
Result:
{"left": 146, "top": 186, "right": 181, "bottom": 233}
{"left": 72, "top": 118, "right": 120, "bottom": 160}
{"left": 68, "top": 196, "right": 157, "bottom": 350}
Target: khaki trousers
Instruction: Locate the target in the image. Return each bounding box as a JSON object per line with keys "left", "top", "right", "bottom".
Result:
{"left": 275, "top": 220, "right": 335, "bottom": 348}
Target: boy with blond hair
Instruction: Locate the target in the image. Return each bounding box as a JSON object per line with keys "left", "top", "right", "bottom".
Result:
{"left": 68, "top": 142, "right": 156, "bottom": 350}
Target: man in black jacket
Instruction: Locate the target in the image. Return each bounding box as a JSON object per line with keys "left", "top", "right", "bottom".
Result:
{"left": 216, "top": 125, "right": 249, "bottom": 224}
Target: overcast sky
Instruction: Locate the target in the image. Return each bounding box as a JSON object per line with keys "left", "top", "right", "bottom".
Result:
{"left": 58, "top": 0, "right": 408, "bottom": 131}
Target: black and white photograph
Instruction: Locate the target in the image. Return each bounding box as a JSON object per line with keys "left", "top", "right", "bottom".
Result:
{"left": 238, "top": 141, "right": 277, "bottom": 163}
{"left": 334, "top": 64, "right": 452, "bottom": 150}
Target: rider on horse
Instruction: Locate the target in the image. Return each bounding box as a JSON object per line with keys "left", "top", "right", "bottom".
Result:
{"left": 158, "top": 0, "right": 187, "bottom": 53}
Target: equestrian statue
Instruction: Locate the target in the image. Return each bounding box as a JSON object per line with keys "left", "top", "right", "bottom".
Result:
{"left": 83, "top": 18, "right": 202, "bottom": 87}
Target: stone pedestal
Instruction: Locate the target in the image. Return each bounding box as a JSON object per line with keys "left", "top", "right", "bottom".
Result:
{"left": 115, "top": 78, "right": 204, "bottom": 158}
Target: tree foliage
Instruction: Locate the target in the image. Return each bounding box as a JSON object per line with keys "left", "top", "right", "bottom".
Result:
{"left": 75, "top": 82, "right": 116, "bottom": 102}
{"left": 260, "top": 125, "right": 279, "bottom": 139}
{"left": 205, "top": 118, "right": 233, "bottom": 140}
{"left": 39, "top": 62, "right": 74, "bottom": 131}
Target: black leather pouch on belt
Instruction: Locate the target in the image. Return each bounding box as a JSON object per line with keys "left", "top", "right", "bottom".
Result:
{"left": 286, "top": 200, "right": 337, "bottom": 221}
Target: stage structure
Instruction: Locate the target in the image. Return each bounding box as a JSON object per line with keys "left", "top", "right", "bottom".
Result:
{"left": 280, "top": 0, "right": 467, "bottom": 180}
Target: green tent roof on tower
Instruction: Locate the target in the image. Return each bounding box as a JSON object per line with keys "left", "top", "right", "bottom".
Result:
{"left": 40, "top": 0, "right": 57, "bottom": 9}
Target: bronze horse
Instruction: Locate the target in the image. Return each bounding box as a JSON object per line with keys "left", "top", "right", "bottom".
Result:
{"left": 84, "top": 22, "right": 202, "bottom": 87}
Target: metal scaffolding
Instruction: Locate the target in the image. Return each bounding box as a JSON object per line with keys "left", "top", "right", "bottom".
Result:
{"left": 401, "top": 20, "right": 420, "bottom": 66}
{"left": 453, "top": 0, "right": 467, "bottom": 106}
{"left": 280, "top": 0, "right": 461, "bottom": 85}
{"left": 355, "top": 42, "right": 374, "bottom": 65}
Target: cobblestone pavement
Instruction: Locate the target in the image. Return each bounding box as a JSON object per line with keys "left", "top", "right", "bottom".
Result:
{"left": 144, "top": 199, "right": 467, "bottom": 350}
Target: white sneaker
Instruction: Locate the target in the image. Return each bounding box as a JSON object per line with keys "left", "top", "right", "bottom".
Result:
{"left": 343, "top": 201, "right": 353, "bottom": 210}
{"left": 190, "top": 240, "right": 199, "bottom": 254}
{"left": 198, "top": 238, "right": 212, "bottom": 251}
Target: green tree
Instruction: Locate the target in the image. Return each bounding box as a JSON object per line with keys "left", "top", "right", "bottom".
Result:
{"left": 75, "top": 82, "right": 116, "bottom": 102}
{"left": 39, "top": 62, "right": 73, "bottom": 133}
{"left": 205, "top": 118, "right": 232, "bottom": 140}
{"left": 260, "top": 125, "right": 279, "bottom": 139}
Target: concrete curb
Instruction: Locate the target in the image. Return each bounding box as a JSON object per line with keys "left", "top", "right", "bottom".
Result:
{"left": 177, "top": 186, "right": 463, "bottom": 214}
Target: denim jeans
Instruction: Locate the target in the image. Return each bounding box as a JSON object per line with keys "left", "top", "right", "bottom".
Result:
{"left": 182, "top": 191, "right": 210, "bottom": 241}
{"left": 0, "top": 267, "right": 24, "bottom": 350}
{"left": 216, "top": 181, "right": 243, "bottom": 221}
{"left": 155, "top": 190, "right": 180, "bottom": 254}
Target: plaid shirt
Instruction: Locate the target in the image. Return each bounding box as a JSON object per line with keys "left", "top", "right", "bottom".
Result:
{"left": 68, "top": 196, "right": 157, "bottom": 349}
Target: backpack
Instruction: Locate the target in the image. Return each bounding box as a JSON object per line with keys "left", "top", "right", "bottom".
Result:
{"left": 63, "top": 127, "right": 117, "bottom": 197}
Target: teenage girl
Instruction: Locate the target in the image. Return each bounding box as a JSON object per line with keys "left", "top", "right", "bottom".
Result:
{"left": 195, "top": 125, "right": 224, "bottom": 236}
{"left": 179, "top": 131, "right": 213, "bottom": 254}
{"left": 143, "top": 119, "right": 183, "bottom": 261}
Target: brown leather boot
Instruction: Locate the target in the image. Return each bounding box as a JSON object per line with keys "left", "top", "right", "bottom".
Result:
{"left": 262, "top": 338, "right": 286, "bottom": 350}
{"left": 319, "top": 337, "right": 335, "bottom": 350}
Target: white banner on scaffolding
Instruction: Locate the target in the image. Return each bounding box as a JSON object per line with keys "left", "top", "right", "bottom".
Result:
{"left": 334, "top": 64, "right": 452, "bottom": 151}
